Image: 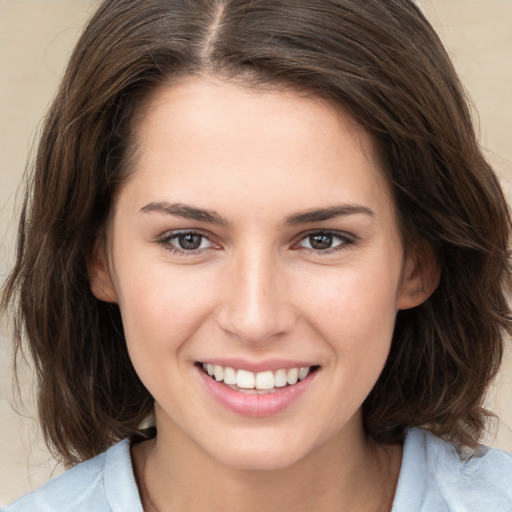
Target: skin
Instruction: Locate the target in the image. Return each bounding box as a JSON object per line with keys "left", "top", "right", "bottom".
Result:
{"left": 90, "top": 77, "right": 437, "bottom": 511}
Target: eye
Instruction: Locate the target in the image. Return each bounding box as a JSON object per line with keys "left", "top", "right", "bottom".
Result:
{"left": 297, "top": 231, "right": 352, "bottom": 252}
{"left": 159, "top": 231, "right": 215, "bottom": 253}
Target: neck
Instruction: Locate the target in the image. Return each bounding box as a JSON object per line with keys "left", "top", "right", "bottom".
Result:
{"left": 133, "top": 414, "right": 402, "bottom": 512}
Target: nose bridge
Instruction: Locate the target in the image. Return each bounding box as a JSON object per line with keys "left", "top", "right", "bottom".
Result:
{"left": 216, "top": 244, "right": 294, "bottom": 343}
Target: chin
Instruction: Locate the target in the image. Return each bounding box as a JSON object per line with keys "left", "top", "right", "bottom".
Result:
{"left": 204, "top": 434, "right": 317, "bottom": 472}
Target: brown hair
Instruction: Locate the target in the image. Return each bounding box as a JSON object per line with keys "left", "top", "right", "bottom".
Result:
{"left": 3, "top": 0, "right": 511, "bottom": 466}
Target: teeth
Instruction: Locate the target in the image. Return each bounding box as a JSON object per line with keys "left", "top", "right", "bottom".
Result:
{"left": 298, "top": 367, "right": 310, "bottom": 380}
{"left": 213, "top": 365, "right": 224, "bottom": 382}
{"left": 223, "top": 366, "right": 237, "bottom": 385}
{"left": 287, "top": 368, "right": 299, "bottom": 385}
{"left": 255, "top": 370, "right": 274, "bottom": 390}
{"left": 274, "top": 369, "right": 287, "bottom": 387}
{"left": 237, "top": 369, "right": 255, "bottom": 389}
{"left": 201, "top": 363, "right": 314, "bottom": 391}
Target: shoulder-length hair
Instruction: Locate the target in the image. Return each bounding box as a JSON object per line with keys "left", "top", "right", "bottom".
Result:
{"left": 3, "top": 0, "right": 511, "bottom": 466}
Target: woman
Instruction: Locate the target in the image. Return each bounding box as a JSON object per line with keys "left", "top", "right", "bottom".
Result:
{"left": 3, "top": 0, "right": 512, "bottom": 510}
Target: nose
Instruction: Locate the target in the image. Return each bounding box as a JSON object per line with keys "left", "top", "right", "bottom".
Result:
{"left": 215, "top": 249, "right": 297, "bottom": 345}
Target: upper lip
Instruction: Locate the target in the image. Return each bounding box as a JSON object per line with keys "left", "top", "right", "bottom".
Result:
{"left": 196, "top": 358, "right": 318, "bottom": 373}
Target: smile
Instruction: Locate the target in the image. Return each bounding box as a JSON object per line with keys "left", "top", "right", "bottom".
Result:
{"left": 196, "top": 360, "right": 320, "bottom": 416}
{"left": 200, "top": 363, "right": 317, "bottom": 394}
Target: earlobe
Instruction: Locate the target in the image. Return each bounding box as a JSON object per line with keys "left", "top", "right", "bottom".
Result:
{"left": 88, "top": 239, "right": 118, "bottom": 303}
{"left": 397, "top": 245, "right": 440, "bottom": 310}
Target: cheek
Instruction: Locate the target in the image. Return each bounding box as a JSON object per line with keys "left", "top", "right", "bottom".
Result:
{"left": 113, "top": 261, "right": 216, "bottom": 366}
{"left": 309, "top": 269, "right": 400, "bottom": 407}
{"left": 300, "top": 264, "right": 400, "bottom": 328}
{"left": 296, "top": 261, "right": 401, "bottom": 370}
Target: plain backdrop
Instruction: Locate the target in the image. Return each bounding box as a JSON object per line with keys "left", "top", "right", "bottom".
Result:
{"left": 1, "top": 0, "right": 511, "bottom": 507}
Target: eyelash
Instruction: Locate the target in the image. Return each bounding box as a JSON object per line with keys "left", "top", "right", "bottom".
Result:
{"left": 157, "top": 230, "right": 355, "bottom": 256}
{"left": 157, "top": 230, "right": 217, "bottom": 256}
{"left": 294, "top": 230, "right": 355, "bottom": 254}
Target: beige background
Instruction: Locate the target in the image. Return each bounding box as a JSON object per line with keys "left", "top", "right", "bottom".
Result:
{"left": 1, "top": 0, "right": 511, "bottom": 507}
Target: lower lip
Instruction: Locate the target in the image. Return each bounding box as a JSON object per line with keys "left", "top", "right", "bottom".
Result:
{"left": 197, "top": 367, "right": 317, "bottom": 417}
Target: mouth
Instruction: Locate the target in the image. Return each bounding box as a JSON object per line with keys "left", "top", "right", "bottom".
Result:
{"left": 197, "top": 362, "right": 320, "bottom": 394}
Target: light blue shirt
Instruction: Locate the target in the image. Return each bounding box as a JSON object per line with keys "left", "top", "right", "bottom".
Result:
{"left": 5, "top": 428, "right": 512, "bottom": 511}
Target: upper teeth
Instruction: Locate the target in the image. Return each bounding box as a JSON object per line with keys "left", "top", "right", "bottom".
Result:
{"left": 203, "top": 364, "right": 312, "bottom": 390}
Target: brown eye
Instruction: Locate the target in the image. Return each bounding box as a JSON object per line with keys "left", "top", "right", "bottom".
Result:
{"left": 297, "top": 231, "right": 352, "bottom": 253}
{"left": 308, "top": 233, "right": 334, "bottom": 250}
{"left": 160, "top": 231, "right": 214, "bottom": 253}
{"left": 177, "top": 233, "right": 203, "bottom": 250}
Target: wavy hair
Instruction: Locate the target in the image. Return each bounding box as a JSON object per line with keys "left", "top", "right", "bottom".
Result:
{"left": 3, "top": 0, "right": 511, "bottom": 466}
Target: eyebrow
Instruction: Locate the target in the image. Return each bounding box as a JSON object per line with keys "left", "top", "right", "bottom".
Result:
{"left": 285, "top": 204, "right": 375, "bottom": 225}
{"left": 139, "top": 201, "right": 374, "bottom": 226}
{"left": 140, "top": 201, "right": 229, "bottom": 226}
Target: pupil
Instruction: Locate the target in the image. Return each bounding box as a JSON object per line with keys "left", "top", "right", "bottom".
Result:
{"left": 178, "top": 233, "right": 201, "bottom": 250}
{"left": 310, "top": 233, "right": 332, "bottom": 250}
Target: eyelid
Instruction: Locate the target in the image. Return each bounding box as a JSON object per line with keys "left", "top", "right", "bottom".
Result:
{"left": 292, "top": 229, "right": 355, "bottom": 253}
{"left": 157, "top": 229, "right": 220, "bottom": 254}
{"left": 155, "top": 228, "right": 355, "bottom": 256}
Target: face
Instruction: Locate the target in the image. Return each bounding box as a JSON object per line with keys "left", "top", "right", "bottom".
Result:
{"left": 91, "top": 77, "right": 432, "bottom": 471}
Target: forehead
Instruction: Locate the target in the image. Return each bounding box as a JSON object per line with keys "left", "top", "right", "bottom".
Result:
{"left": 122, "top": 77, "right": 395, "bottom": 225}
{"left": 135, "top": 77, "right": 375, "bottom": 162}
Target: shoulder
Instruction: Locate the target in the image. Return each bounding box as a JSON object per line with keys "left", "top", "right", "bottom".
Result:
{"left": 392, "top": 428, "right": 512, "bottom": 512}
{"left": 4, "top": 439, "right": 143, "bottom": 512}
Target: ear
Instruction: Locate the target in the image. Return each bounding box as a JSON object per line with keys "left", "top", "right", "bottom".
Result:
{"left": 397, "top": 244, "right": 440, "bottom": 310}
{"left": 88, "top": 239, "right": 118, "bottom": 303}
